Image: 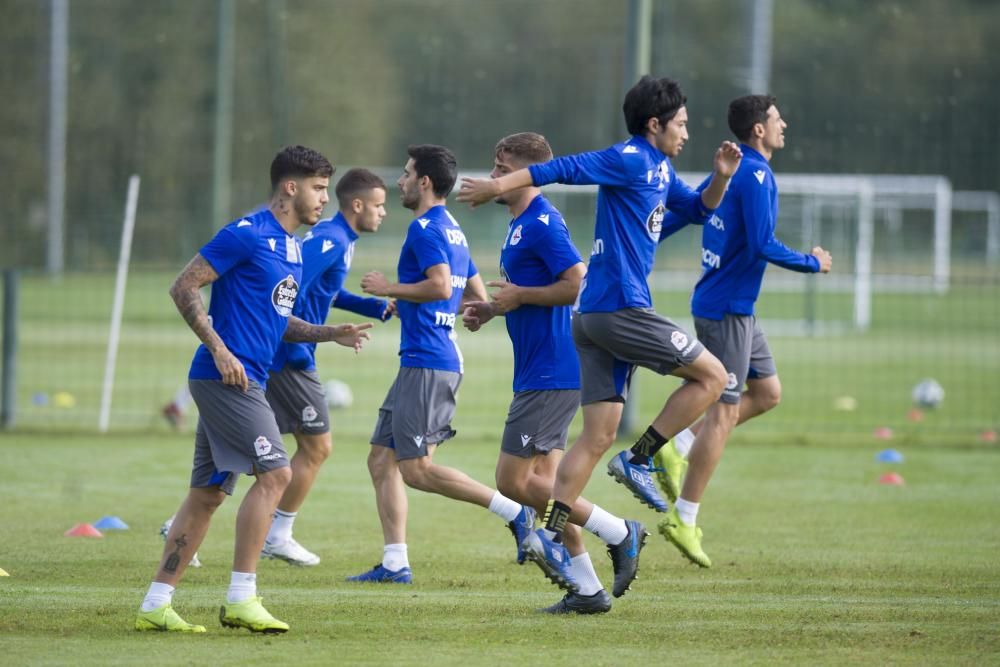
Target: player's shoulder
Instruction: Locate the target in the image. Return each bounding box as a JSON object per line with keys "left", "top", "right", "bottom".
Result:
{"left": 736, "top": 152, "right": 774, "bottom": 189}
{"left": 227, "top": 207, "right": 272, "bottom": 233}
{"left": 613, "top": 137, "right": 659, "bottom": 178}
{"left": 524, "top": 196, "right": 567, "bottom": 231}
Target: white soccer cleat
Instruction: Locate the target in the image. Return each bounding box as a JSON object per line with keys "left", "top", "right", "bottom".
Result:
{"left": 261, "top": 537, "right": 321, "bottom": 567}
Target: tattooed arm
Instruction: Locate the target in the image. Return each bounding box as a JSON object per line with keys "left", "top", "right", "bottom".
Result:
{"left": 283, "top": 317, "right": 373, "bottom": 353}
{"left": 169, "top": 254, "right": 248, "bottom": 391}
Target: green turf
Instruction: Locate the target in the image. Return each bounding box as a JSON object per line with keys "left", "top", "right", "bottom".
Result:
{"left": 9, "top": 269, "right": 1000, "bottom": 440}
{"left": 0, "top": 432, "right": 997, "bottom": 665}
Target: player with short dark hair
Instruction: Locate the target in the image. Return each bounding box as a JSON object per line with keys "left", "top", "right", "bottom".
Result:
{"left": 346, "top": 144, "right": 532, "bottom": 584}
{"left": 462, "top": 132, "right": 646, "bottom": 612}
{"left": 652, "top": 95, "right": 832, "bottom": 567}
{"left": 261, "top": 168, "right": 395, "bottom": 567}
{"left": 459, "top": 76, "right": 742, "bottom": 590}
{"left": 135, "top": 145, "right": 372, "bottom": 634}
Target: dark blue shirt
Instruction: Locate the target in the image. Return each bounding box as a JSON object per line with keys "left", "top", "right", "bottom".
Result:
{"left": 189, "top": 208, "right": 302, "bottom": 388}
{"left": 499, "top": 195, "right": 582, "bottom": 392}
{"left": 395, "top": 205, "right": 478, "bottom": 374}
{"left": 673, "top": 145, "right": 820, "bottom": 319}
{"left": 271, "top": 212, "right": 389, "bottom": 372}
{"left": 528, "top": 135, "right": 713, "bottom": 313}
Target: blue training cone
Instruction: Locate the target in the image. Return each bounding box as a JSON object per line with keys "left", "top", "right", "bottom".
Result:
{"left": 93, "top": 515, "right": 129, "bottom": 530}
{"left": 876, "top": 448, "right": 904, "bottom": 464}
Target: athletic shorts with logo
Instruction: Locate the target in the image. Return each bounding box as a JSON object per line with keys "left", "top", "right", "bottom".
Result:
{"left": 188, "top": 379, "right": 290, "bottom": 495}
{"left": 265, "top": 366, "right": 330, "bottom": 435}
{"left": 501, "top": 389, "right": 580, "bottom": 458}
{"left": 694, "top": 314, "right": 776, "bottom": 404}
{"left": 371, "top": 367, "right": 461, "bottom": 461}
{"left": 572, "top": 308, "right": 704, "bottom": 405}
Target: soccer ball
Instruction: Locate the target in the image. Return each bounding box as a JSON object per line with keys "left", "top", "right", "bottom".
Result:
{"left": 323, "top": 379, "right": 354, "bottom": 409}
{"left": 911, "top": 378, "right": 944, "bottom": 410}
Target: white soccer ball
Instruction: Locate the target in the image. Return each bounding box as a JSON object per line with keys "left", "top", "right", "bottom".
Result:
{"left": 323, "top": 379, "right": 354, "bottom": 409}
{"left": 911, "top": 378, "right": 944, "bottom": 410}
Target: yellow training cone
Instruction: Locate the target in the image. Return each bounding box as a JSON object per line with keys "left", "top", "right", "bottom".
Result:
{"left": 0, "top": 567, "right": 9, "bottom": 576}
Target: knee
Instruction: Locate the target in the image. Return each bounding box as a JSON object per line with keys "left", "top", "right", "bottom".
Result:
{"left": 761, "top": 385, "right": 781, "bottom": 412}
{"left": 300, "top": 434, "right": 332, "bottom": 465}
{"left": 706, "top": 360, "right": 729, "bottom": 397}
{"left": 399, "top": 462, "right": 431, "bottom": 491}
{"left": 753, "top": 379, "right": 782, "bottom": 413}
{"left": 261, "top": 465, "right": 293, "bottom": 492}
{"left": 191, "top": 489, "right": 226, "bottom": 514}
{"left": 367, "top": 448, "right": 393, "bottom": 481}
{"left": 496, "top": 476, "right": 528, "bottom": 505}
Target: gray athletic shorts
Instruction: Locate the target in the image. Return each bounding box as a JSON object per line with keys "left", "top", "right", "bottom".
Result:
{"left": 500, "top": 389, "right": 580, "bottom": 458}
{"left": 188, "top": 379, "right": 290, "bottom": 495}
{"left": 572, "top": 308, "right": 705, "bottom": 405}
{"left": 370, "top": 367, "right": 461, "bottom": 461}
{"left": 265, "top": 367, "right": 331, "bottom": 435}
{"left": 694, "top": 314, "right": 777, "bottom": 404}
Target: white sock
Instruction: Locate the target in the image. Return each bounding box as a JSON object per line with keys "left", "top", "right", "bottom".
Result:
{"left": 226, "top": 571, "right": 257, "bottom": 604}
{"left": 583, "top": 504, "right": 629, "bottom": 545}
{"left": 487, "top": 491, "right": 522, "bottom": 522}
{"left": 140, "top": 582, "right": 174, "bottom": 612}
{"left": 568, "top": 552, "right": 603, "bottom": 597}
{"left": 675, "top": 497, "right": 700, "bottom": 526}
{"left": 674, "top": 428, "right": 695, "bottom": 458}
{"left": 382, "top": 543, "right": 409, "bottom": 572}
{"left": 266, "top": 509, "right": 297, "bottom": 545}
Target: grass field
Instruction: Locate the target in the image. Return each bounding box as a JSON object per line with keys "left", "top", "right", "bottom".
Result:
{"left": 10, "top": 267, "right": 1000, "bottom": 441}
{"left": 1, "top": 431, "right": 998, "bottom": 665}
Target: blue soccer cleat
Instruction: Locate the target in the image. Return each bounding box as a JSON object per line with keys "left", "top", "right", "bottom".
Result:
{"left": 507, "top": 506, "right": 536, "bottom": 564}
{"left": 606, "top": 450, "right": 669, "bottom": 512}
{"left": 606, "top": 519, "right": 649, "bottom": 598}
{"left": 520, "top": 529, "right": 579, "bottom": 593}
{"left": 345, "top": 563, "right": 413, "bottom": 584}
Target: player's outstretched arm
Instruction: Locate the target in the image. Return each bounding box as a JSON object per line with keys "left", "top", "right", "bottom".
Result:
{"left": 699, "top": 141, "right": 743, "bottom": 209}
{"left": 283, "top": 317, "right": 373, "bottom": 352}
{"left": 457, "top": 170, "right": 534, "bottom": 208}
{"left": 169, "top": 254, "right": 248, "bottom": 391}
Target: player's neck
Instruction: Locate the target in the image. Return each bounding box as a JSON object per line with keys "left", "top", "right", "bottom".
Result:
{"left": 341, "top": 210, "right": 361, "bottom": 234}
{"left": 506, "top": 188, "right": 541, "bottom": 219}
{"left": 411, "top": 196, "right": 447, "bottom": 219}
{"left": 746, "top": 138, "right": 773, "bottom": 162}
{"left": 269, "top": 200, "right": 302, "bottom": 235}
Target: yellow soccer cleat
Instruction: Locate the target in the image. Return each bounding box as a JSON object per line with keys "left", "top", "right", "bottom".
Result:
{"left": 219, "top": 596, "right": 289, "bottom": 634}
{"left": 135, "top": 604, "right": 207, "bottom": 633}
{"left": 652, "top": 444, "right": 688, "bottom": 504}
{"left": 658, "top": 508, "right": 711, "bottom": 568}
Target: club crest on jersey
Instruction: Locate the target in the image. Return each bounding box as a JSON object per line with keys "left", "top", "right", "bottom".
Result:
{"left": 670, "top": 330, "right": 689, "bottom": 351}
{"left": 646, "top": 202, "right": 665, "bottom": 240}
{"left": 726, "top": 372, "right": 739, "bottom": 390}
{"left": 271, "top": 274, "right": 299, "bottom": 317}
{"left": 302, "top": 405, "right": 318, "bottom": 423}
{"left": 510, "top": 224, "right": 523, "bottom": 246}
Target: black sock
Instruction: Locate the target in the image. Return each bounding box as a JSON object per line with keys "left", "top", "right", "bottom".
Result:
{"left": 629, "top": 425, "right": 667, "bottom": 464}
{"left": 542, "top": 499, "right": 572, "bottom": 543}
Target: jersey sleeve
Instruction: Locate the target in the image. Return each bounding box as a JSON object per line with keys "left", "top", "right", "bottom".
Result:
{"left": 409, "top": 224, "right": 450, "bottom": 274}
{"left": 198, "top": 224, "right": 256, "bottom": 276}
{"left": 743, "top": 173, "right": 821, "bottom": 273}
{"left": 659, "top": 173, "right": 712, "bottom": 244}
{"left": 528, "top": 146, "right": 630, "bottom": 187}
{"left": 665, "top": 169, "right": 714, "bottom": 224}
{"left": 299, "top": 242, "right": 342, "bottom": 298}
{"left": 333, "top": 290, "right": 390, "bottom": 320}
{"left": 539, "top": 219, "right": 584, "bottom": 276}
{"left": 467, "top": 256, "right": 479, "bottom": 279}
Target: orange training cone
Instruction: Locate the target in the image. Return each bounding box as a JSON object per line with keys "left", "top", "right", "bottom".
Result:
{"left": 878, "top": 472, "right": 905, "bottom": 486}
{"left": 64, "top": 523, "right": 103, "bottom": 537}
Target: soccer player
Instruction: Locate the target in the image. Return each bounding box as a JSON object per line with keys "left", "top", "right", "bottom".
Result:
{"left": 135, "top": 146, "right": 372, "bottom": 634}
{"left": 650, "top": 95, "right": 832, "bottom": 567}
{"left": 346, "top": 144, "right": 532, "bottom": 584}
{"left": 458, "top": 76, "right": 741, "bottom": 589}
{"left": 261, "top": 168, "right": 394, "bottom": 567}
{"left": 462, "top": 132, "right": 648, "bottom": 613}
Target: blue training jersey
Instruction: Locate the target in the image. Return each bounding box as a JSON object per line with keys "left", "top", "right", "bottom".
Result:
{"left": 500, "top": 195, "right": 583, "bottom": 392}
{"left": 271, "top": 212, "right": 389, "bottom": 372}
{"left": 189, "top": 208, "right": 303, "bottom": 388}
{"left": 688, "top": 144, "right": 820, "bottom": 319}
{"left": 395, "top": 205, "right": 477, "bottom": 374}
{"left": 528, "top": 135, "right": 714, "bottom": 313}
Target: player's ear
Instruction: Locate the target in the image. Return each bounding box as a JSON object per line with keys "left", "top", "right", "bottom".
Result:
{"left": 280, "top": 178, "right": 298, "bottom": 198}
{"left": 351, "top": 197, "right": 364, "bottom": 214}
{"left": 646, "top": 116, "right": 661, "bottom": 135}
